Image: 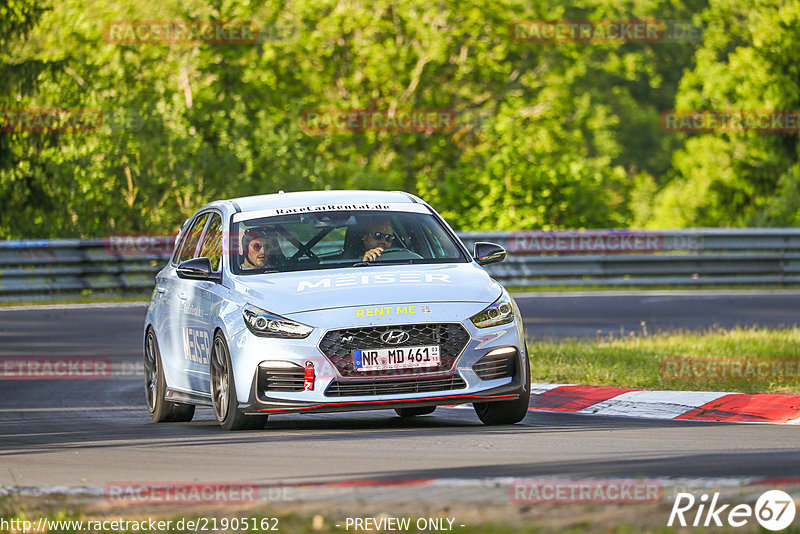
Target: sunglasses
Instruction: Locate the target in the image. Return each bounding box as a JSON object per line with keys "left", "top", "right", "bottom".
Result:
{"left": 369, "top": 232, "right": 395, "bottom": 242}
{"left": 249, "top": 241, "right": 269, "bottom": 252}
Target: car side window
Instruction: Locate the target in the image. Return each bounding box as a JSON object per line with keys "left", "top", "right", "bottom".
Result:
{"left": 171, "top": 219, "right": 191, "bottom": 265}
{"left": 198, "top": 213, "right": 223, "bottom": 271}
{"left": 177, "top": 213, "right": 210, "bottom": 264}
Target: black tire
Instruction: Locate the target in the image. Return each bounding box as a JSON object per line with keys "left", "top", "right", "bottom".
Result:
{"left": 473, "top": 346, "right": 531, "bottom": 425}
{"left": 210, "top": 332, "right": 268, "bottom": 431}
{"left": 395, "top": 406, "right": 436, "bottom": 417}
{"left": 144, "top": 328, "right": 195, "bottom": 423}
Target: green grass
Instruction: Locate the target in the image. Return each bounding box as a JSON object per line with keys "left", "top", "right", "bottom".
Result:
{"left": 4, "top": 284, "right": 799, "bottom": 309}
{"left": 507, "top": 283, "right": 800, "bottom": 293}
{"left": 2, "top": 285, "right": 798, "bottom": 308}
{"left": 528, "top": 327, "right": 800, "bottom": 394}
{"left": 0, "top": 293, "right": 149, "bottom": 307}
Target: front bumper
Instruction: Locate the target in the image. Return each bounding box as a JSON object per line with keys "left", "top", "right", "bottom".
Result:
{"left": 238, "top": 339, "right": 528, "bottom": 416}
{"left": 230, "top": 302, "right": 528, "bottom": 415}
{"left": 244, "top": 385, "right": 523, "bottom": 415}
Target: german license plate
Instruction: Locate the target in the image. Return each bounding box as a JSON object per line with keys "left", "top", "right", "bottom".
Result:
{"left": 353, "top": 345, "right": 440, "bottom": 371}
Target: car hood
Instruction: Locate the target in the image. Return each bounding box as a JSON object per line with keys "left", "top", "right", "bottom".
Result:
{"left": 232, "top": 263, "right": 501, "bottom": 315}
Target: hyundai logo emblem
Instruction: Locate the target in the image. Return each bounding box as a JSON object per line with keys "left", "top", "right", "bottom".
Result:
{"left": 380, "top": 330, "right": 410, "bottom": 345}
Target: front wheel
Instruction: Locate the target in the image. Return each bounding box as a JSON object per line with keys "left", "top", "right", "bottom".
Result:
{"left": 210, "top": 332, "right": 268, "bottom": 431}
{"left": 144, "top": 328, "right": 195, "bottom": 423}
{"left": 473, "top": 347, "right": 531, "bottom": 425}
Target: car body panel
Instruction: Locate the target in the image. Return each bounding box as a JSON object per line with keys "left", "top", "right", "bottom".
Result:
{"left": 229, "top": 263, "right": 501, "bottom": 316}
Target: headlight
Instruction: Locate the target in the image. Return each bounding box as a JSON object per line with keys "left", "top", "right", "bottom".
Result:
{"left": 470, "top": 292, "right": 515, "bottom": 328}
{"left": 243, "top": 304, "right": 313, "bottom": 338}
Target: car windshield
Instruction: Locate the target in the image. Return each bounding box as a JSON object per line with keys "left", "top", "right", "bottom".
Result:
{"left": 231, "top": 209, "right": 467, "bottom": 274}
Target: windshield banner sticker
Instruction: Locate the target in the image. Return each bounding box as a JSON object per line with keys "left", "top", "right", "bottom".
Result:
{"left": 233, "top": 202, "right": 430, "bottom": 222}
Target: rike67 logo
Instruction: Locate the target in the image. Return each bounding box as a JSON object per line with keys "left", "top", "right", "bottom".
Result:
{"left": 669, "top": 490, "right": 796, "bottom": 531}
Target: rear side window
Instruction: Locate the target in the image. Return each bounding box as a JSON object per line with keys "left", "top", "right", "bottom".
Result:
{"left": 177, "top": 213, "right": 210, "bottom": 264}
{"left": 198, "top": 213, "right": 223, "bottom": 271}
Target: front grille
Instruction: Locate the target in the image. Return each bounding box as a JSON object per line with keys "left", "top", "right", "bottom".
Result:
{"left": 319, "top": 323, "right": 470, "bottom": 377}
{"left": 325, "top": 375, "right": 467, "bottom": 397}
{"left": 473, "top": 352, "right": 517, "bottom": 380}
{"left": 257, "top": 364, "right": 305, "bottom": 393}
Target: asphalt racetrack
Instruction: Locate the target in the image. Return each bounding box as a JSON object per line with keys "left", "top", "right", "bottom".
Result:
{"left": 1, "top": 291, "right": 799, "bottom": 491}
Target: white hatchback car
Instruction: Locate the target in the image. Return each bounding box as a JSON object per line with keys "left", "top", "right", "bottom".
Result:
{"left": 143, "top": 190, "right": 530, "bottom": 429}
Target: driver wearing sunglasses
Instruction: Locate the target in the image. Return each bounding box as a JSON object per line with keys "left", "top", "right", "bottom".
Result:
{"left": 241, "top": 228, "right": 275, "bottom": 270}
{"left": 360, "top": 219, "right": 398, "bottom": 262}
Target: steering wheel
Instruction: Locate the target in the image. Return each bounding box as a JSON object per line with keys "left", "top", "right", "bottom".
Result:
{"left": 377, "top": 247, "right": 423, "bottom": 261}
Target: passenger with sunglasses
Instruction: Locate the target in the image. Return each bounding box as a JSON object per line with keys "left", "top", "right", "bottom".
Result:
{"left": 359, "top": 219, "right": 398, "bottom": 262}
{"left": 241, "top": 228, "right": 277, "bottom": 270}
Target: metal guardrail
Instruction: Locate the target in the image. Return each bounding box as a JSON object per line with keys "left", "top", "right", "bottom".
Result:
{"left": 1, "top": 229, "right": 799, "bottom": 300}
{"left": 459, "top": 229, "right": 800, "bottom": 287}
{"left": 0, "top": 237, "right": 172, "bottom": 301}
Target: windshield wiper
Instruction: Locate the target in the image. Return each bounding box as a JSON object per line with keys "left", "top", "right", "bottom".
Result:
{"left": 245, "top": 268, "right": 280, "bottom": 274}
{"left": 352, "top": 259, "right": 413, "bottom": 267}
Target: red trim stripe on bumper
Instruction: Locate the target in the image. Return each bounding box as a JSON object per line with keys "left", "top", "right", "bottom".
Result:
{"left": 257, "top": 393, "right": 518, "bottom": 413}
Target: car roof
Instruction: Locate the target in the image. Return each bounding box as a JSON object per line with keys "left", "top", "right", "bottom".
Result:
{"left": 226, "top": 190, "right": 420, "bottom": 214}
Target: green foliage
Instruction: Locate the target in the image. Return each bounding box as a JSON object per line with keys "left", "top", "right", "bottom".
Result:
{"left": 2, "top": 0, "right": 797, "bottom": 237}
{"left": 641, "top": 0, "right": 800, "bottom": 227}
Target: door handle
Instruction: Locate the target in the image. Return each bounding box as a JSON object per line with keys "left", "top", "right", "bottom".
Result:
{"left": 178, "top": 291, "right": 188, "bottom": 300}
{"left": 156, "top": 287, "right": 167, "bottom": 294}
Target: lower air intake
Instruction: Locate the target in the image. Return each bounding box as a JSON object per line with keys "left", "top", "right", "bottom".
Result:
{"left": 258, "top": 363, "right": 306, "bottom": 393}
{"left": 325, "top": 375, "right": 467, "bottom": 397}
{"left": 473, "top": 350, "right": 517, "bottom": 380}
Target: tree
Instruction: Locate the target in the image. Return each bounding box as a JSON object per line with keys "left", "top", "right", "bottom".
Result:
{"left": 643, "top": 0, "right": 800, "bottom": 227}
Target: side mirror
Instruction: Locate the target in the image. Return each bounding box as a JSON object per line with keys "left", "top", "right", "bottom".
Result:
{"left": 474, "top": 242, "right": 506, "bottom": 266}
{"left": 176, "top": 257, "right": 222, "bottom": 283}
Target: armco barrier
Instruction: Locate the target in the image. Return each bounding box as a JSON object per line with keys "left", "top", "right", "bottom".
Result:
{"left": 458, "top": 228, "right": 800, "bottom": 287}
{"left": 0, "top": 237, "right": 173, "bottom": 301}
{"left": 0, "top": 229, "right": 798, "bottom": 300}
